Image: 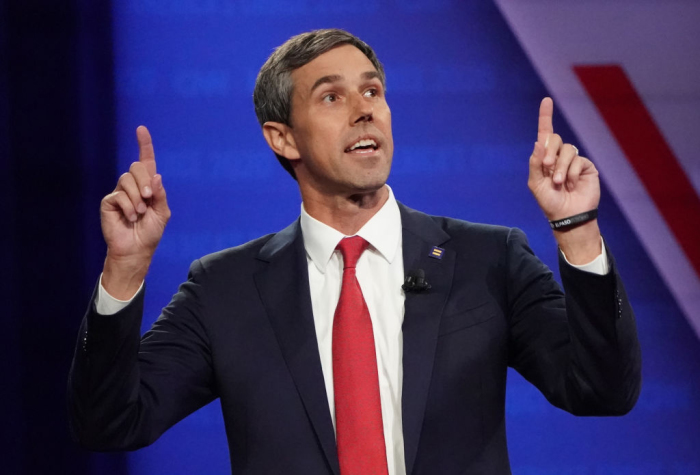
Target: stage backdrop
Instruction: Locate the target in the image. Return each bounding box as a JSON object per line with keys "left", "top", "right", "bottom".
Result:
{"left": 110, "top": 0, "right": 700, "bottom": 473}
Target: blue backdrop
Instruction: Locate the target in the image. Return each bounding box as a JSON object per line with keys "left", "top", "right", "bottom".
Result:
{"left": 105, "top": 1, "right": 699, "bottom": 473}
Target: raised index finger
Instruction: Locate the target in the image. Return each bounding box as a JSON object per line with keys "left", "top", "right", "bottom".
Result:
{"left": 136, "top": 125, "right": 157, "bottom": 177}
{"left": 537, "top": 97, "right": 554, "bottom": 145}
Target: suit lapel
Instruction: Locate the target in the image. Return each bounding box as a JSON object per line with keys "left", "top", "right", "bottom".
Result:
{"left": 399, "top": 204, "right": 455, "bottom": 475}
{"left": 254, "top": 220, "right": 340, "bottom": 475}
{"left": 253, "top": 205, "right": 455, "bottom": 475}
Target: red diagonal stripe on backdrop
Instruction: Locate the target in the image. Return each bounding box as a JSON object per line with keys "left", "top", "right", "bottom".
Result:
{"left": 574, "top": 64, "right": 700, "bottom": 280}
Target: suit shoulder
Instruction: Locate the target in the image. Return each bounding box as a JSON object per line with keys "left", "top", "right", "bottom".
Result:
{"left": 193, "top": 233, "right": 276, "bottom": 275}
{"left": 444, "top": 216, "right": 510, "bottom": 238}
{"left": 399, "top": 203, "right": 520, "bottom": 252}
{"left": 425, "top": 212, "right": 514, "bottom": 244}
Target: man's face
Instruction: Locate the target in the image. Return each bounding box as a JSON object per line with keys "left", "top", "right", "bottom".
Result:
{"left": 287, "top": 44, "right": 393, "bottom": 197}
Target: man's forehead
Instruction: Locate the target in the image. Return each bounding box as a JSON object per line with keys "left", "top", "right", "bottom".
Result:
{"left": 291, "top": 44, "right": 377, "bottom": 88}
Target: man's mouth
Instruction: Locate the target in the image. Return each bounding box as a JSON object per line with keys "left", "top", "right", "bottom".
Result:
{"left": 345, "top": 138, "right": 379, "bottom": 153}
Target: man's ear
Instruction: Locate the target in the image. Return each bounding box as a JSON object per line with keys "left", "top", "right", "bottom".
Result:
{"left": 262, "top": 122, "right": 300, "bottom": 161}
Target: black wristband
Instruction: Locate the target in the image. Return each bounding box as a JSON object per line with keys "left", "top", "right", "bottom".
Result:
{"left": 549, "top": 209, "right": 598, "bottom": 230}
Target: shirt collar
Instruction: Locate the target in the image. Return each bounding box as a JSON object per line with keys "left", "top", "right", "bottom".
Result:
{"left": 300, "top": 185, "right": 402, "bottom": 274}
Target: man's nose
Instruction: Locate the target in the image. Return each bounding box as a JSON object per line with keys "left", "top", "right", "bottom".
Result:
{"left": 351, "top": 93, "right": 373, "bottom": 124}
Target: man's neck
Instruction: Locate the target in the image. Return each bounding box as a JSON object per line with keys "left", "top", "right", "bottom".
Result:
{"left": 301, "top": 185, "right": 390, "bottom": 236}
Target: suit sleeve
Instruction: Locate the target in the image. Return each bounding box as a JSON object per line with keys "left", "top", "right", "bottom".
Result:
{"left": 505, "top": 227, "right": 642, "bottom": 416}
{"left": 68, "top": 259, "right": 216, "bottom": 450}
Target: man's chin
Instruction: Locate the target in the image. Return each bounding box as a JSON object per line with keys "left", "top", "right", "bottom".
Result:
{"left": 353, "top": 164, "right": 391, "bottom": 190}
{"left": 345, "top": 180, "right": 390, "bottom": 200}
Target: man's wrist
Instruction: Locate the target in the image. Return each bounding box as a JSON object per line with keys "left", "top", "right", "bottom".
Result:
{"left": 549, "top": 209, "right": 598, "bottom": 231}
{"left": 102, "top": 253, "right": 151, "bottom": 301}
{"left": 553, "top": 219, "right": 602, "bottom": 265}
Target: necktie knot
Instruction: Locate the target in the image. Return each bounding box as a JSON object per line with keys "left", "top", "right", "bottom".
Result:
{"left": 336, "top": 236, "right": 369, "bottom": 269}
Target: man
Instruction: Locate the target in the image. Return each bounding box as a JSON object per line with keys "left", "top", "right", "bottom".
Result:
{"left": 69, "top": 29, "right": 641, "bottom": 475}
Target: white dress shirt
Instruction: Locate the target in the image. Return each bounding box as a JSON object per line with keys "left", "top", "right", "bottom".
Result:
{"left": 301, "top": 186, "right": 406, "bottom": 475}
{"left": 96, "top": 186, "right": 608, "bottom": 475}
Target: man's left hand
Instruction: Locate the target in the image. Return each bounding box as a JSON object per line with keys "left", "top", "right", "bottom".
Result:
{"left": 528, "top": 97, "right": 603, "bottom": 264}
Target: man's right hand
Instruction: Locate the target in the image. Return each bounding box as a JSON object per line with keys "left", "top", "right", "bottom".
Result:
{"left": 100, "top": 126, "right": 170, "bottom": 300}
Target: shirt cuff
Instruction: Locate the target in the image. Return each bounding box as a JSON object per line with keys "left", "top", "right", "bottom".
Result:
{"left": 560, "top": 238, "right": 609, "bottom": 275}
{"left": 95, "top": 273, "right": 144, "bottom": 315}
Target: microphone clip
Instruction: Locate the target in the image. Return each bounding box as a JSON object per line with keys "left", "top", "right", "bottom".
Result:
{"left": 402, "top": 269, "right": 431, "bottom": 293}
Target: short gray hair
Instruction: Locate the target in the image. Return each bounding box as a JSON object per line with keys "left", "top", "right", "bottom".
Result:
{"left": 253, "top": 29, "right": 386, "bottom": 179}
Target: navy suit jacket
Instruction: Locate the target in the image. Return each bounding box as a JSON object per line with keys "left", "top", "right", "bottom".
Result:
{"left": 69, "top": 203, "right": 641, "bottom": 474}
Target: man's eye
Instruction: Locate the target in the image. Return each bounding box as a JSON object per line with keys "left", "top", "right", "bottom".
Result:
{"left": 323, "top": 93, "right": 337, "bottom": 103}
{"left": 364, "top": 88, "right": 378, "bottom": 98}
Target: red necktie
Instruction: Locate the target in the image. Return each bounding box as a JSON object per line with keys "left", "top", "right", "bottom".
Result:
{"left": 333, "top": 236, "right": 389, "bottom": 475}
